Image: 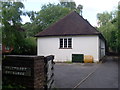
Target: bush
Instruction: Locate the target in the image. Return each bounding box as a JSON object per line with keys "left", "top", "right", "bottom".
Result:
{"left": 11, "top": 37, "right": 37, "bottom": 55}
{"left": 23, "top": 37, "right": 37, "bottom": 55}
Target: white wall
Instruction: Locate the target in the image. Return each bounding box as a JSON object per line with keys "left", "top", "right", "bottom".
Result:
{"left": 37, "top": 35, "right": 100, "bottom": 62}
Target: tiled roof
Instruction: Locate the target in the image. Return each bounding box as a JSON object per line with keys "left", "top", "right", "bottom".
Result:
{"left": 35, "top": 11, "right": 101, "bottom": 37}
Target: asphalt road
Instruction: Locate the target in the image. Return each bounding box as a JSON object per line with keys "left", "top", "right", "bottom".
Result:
{"left": 78, "top": 56, "right": 118, "bottom": 88}
{"left": 54, "top": 56, "right": 118, "bottom": 88}
{"left": 54, "top": 63, "right": 100, "bottom": 88}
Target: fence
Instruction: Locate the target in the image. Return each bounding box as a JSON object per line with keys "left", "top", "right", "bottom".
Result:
{"left": 2, "top": 55, "right": 54, "bottom": 89}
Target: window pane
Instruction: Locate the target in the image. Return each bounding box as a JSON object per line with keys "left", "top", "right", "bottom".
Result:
{"left": 64, "top": 39, "right": 67, "bottom": 48}
{"left": 60, "top": 39, "right": 63, "bottom": 48}
{"left": 68, "top": 38, "right": 72, "bottom": 48}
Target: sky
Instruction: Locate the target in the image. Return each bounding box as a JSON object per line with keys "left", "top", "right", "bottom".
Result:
{"left": 21, "top": 0, "right": 119, "bottom": 26}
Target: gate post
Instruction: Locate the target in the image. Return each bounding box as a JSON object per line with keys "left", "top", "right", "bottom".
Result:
{"left": 44, "top": 55, "right": 55, "bottom": 89}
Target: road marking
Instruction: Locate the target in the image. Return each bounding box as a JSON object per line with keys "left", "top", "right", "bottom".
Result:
{"left": 72, "top": 64, "right": 101, "bottom": 89}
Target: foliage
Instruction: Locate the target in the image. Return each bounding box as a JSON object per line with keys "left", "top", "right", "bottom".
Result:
{"left": 22, "top": 22, "right": 35, "bottom": 37}
{"left": 2, "top": 2, "right": 25, "bottom": 24}
{"left": 97, "top": 12, "right": 113, "bottom": 26}
{"left": 26, "top": 11, "right": 37, "bottom": 22}
{"left": 11, "top": 37, "right": 37, "bottom": 55}
{"left": 97, "top": 10, "right": 119, "bottom": 53}
{"left": 38, "top": 3, "right": 72, "bottom": 29}
{"left": 117, "top": 2, "right": 120, "bottom": 53}
{"left": 1, "top": 2, "right": 25, "bottom": 47}
{"left": 1, "top": 2, "right": 37, "bottom": 55}
{"left": 0, "top": 27, "right": 2, "bottom": 43}
{"left": 23, "top": 2, "right": 83, "bottom": 37}
{"left": 23, "top": 3, "right": 72, "bottom": 37}
{"left": 60, "top": 1, "right": 76, "bottom": 9}
{"left": 59, "top": 1, "right": 83, "bottom": 15}
{"left": 23, "top": 37, "right": 37, "bottom": 55}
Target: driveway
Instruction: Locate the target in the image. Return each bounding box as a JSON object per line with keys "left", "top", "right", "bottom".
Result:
{"left": 54, "top": 56, "right": 118, "bottom": 88}
{"left": 54, "top": 63, "right": 100, "bottom": 88}
{"left": 78, "top": 56, "right": 118, "bottom": 88}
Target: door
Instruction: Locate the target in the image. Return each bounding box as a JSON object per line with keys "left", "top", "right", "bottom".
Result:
{"left": 72, "top": 54, "right": 84, "bottom": 63}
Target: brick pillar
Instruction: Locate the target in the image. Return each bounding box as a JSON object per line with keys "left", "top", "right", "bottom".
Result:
{"left": 2, "top": 55, "right": 45, "bottom": 89}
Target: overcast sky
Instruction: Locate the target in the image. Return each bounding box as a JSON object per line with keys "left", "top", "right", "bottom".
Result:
{"left": 21, "top": 0, "right": 119, "bottom": 26}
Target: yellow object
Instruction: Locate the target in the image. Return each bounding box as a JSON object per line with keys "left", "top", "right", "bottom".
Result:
{"left": 84, "top": 55, "right": 93, "bottom": 63}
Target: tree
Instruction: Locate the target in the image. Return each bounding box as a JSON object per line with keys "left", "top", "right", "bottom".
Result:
{"left": 38, "top": 3, "right": 72, "bottom": 29}
{"left": 60, "top": 0, "right": 76, "bottom": 10}
{"left": 59, "top": 0, "right": 83, "bottom": 14}
{"left": 1, "top": 2, "right": 25, "bottom": 47}
{"left": 26, "top": 11, "right": 37, "bottom": 22}
{"left": 97, "top": 10, "right": 119, "bottom": 53}
{"left": 97, "top": 12, "right": 113, "bottom": 26}
{"left": 23, "top": 1, "right": 83, "bottom": 37}
{"left": 23, "top": 3, "right": 72, "bottom": 37}
{"left": 117, "top": 1, "right": 120, "bottom": 53}
{"left": 0, "top": 31, "right": 1, "bottom": 45}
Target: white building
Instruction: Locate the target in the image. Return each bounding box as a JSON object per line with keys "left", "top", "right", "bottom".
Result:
{"left": 35, "top": 11, "right": 106, "bottom": 62}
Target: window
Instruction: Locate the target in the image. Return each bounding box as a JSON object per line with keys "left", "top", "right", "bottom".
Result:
{"left": 64, "top": 38, "right": 67, "bottom": 48}
{"left": 59, "top": 38, "right": 72, "bottom": 49}
{"left": 68, "top": 38, "right": 72, "bottom": 48}
{"left": 60, "top": 39, "right": 63, "bottom": 48}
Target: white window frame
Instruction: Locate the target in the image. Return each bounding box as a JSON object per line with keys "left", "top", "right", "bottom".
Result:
{"left": 59, "top": 38, "right": 72, "bottom": 49}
